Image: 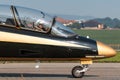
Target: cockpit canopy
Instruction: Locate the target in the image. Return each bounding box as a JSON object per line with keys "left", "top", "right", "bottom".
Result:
{"left": 0, "top": 5, "right": 76, "bottom": 38}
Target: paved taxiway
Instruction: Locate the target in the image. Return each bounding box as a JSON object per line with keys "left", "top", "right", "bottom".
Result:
{"left": 0, "top": 63, "right": 119, "bottom": 80}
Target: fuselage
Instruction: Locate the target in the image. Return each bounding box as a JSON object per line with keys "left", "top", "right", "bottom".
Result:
{"left": 0, "top": 25, "right": 116, "bottom": 61}
{"left": 0, "top": 25, "right": 96, "bottom": 60}
{"left": 0, "top": 5, "right": 116, "bottom": 61}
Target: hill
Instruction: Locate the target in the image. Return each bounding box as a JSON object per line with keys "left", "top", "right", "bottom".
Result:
{"left": 93, "top": 17, "right": 120, "bottom": 28}
{"left": 51, "top": 14, "right": 120, "bottom": 28}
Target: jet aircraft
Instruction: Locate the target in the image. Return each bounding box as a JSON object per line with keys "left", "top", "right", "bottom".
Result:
{"left": 0, "top": 5, "right": 116, "bottom": 78}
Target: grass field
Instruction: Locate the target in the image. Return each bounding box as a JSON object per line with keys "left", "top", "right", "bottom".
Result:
{"left": 74, "top": 29, "right": 120, "bottom": 44}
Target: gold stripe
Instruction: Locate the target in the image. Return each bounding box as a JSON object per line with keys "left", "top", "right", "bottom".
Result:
{"left": 0, "top": 31, "right": 90, "bottom": 48}
{"left": 86, "top": 55, "right": 105, "bottom": 58}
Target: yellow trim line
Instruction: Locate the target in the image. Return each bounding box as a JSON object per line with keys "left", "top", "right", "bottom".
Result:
{"left": 0, "top": 31, "right": 90, "bottom": 48}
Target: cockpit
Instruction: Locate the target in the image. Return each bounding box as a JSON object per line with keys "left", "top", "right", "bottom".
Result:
{"left": 0, "top": 5, "right": 76, "bottom": 38}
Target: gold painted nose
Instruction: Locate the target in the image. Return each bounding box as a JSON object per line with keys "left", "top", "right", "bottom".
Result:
{"left": 97, "top": 41, "right": 117, "bottom": 57}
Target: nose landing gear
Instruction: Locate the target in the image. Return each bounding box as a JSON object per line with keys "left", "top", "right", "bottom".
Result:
{"left": 72, "top": 64, "right": 89, "bottom": 78}
{"left": 71, "top": 58, "right": 92, "bottom": 78}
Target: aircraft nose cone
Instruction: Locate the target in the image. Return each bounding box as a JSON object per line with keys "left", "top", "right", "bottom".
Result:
{"left": 97, "top": 41, "right": 117, "bottom": 57}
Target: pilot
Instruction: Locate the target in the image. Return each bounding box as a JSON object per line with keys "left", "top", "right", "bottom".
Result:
{"left": 35, "top": 19, "right": 49, "bottom": 33}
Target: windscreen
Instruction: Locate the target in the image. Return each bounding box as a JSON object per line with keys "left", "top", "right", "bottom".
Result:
{"left": 51, "top": 21, "right": 76, "bottom": 38}
{"left": 14, "top": 5, "right": 76, "bottom": 37}
{"left": 15, "top": 6, "right": 53, "bottom": 32}
{"left": 0, "top": 5, "right": 76, "bottom": 37}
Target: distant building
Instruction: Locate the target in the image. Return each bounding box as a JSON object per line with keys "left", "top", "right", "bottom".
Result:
{"left": 55, "top": 17, "right": 76, "bottom": 26}
{"left": 81, "top": 20, "right": 104, "bottom": 29}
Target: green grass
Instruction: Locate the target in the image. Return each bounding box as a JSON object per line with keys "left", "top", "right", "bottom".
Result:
{"left": 95, "top": 52, "right": 120, "bottom": 62}
{"left": 74, "top": 29, "right": 120, "bottom": 44}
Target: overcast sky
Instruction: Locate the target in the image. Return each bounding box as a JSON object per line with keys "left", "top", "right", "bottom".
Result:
{"left": 1, "top": 0, "right": 120, "bottom": 18}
